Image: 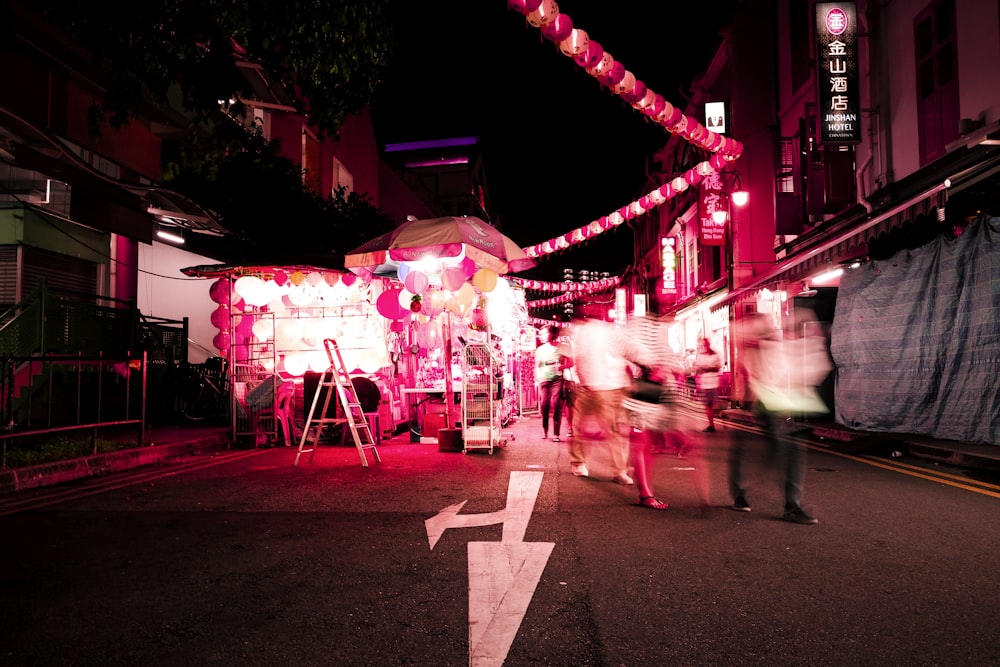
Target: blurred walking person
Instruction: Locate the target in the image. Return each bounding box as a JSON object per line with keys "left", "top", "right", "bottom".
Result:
{"left": 694, "top": 338, "right": 722, "bottom": 432}
{"left": 622, "top": 294, "right": 709, "bottom": 510}
{"left": 555, "top": 327, "right": 577, "bottom": 439}
{"left": 730, "top": 311, "right": 832, "bottom": 524}
{"left": 534, "top": 325, "right": 565, "bottom": 441}
{"left": 567, "top": 304, "right": 633, "bottom": 485}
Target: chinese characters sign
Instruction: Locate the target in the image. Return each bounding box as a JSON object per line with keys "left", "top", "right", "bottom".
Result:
{"left": 698, "top": 171, "right": 726, "bottom": 246}
{"left": 815, "top": 2, "right": 860, "bottom": 144}
{"left": 660, "top": 236, "right": 677, "bottom": 294}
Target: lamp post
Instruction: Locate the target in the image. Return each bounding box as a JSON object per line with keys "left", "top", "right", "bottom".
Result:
{"left": 711, "top": 181, "right": 748, "bottom": 405}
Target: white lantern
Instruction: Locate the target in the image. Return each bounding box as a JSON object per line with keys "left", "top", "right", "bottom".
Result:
{"left": 281, "top": 352, "right": 309, "bottom": 377}
{"left": 526, "top": 0, "right": 558, "bottom": 27}
{"left": 558, "top": 29, "right": 589, "bottom": 56}
{"left": 275, "top": 318, "right": 305, "bottom": 348}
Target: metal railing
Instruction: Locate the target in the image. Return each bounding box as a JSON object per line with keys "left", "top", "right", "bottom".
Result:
{"left": 1, "top": 351, "right": 147, "bottom": 469}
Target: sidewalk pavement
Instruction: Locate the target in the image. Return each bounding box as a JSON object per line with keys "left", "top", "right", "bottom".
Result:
{"left": 720, "top": 407, "right": 1000, "bottom": 473}
{"left": 2, "top": 409, "right": 998, "bottom": 495}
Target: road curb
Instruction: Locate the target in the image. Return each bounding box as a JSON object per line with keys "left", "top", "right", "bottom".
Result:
{"left": 0, "top": 434, "right": 232, "bottom": 494}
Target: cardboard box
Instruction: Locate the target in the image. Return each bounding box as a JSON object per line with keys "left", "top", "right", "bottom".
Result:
{"left": 423, "top": 413, "right": 447, "bottom": 440}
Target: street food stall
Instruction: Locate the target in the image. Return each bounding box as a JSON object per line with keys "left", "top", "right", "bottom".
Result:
{"left": 181, "top": 263, "right": 410, "bottom": 447}
{"left": 344, "top": 215, "right": 534, "bottom": 452}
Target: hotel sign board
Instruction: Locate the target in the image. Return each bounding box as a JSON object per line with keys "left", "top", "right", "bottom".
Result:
{"left": 815, "top": 2, "right": 861, "bottom": 144}
{"left": 698, "top": 171, "right": 726, "bottom": 246}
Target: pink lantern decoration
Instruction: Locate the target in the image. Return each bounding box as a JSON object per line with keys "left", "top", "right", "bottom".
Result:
{"left": 599, "top": 61, "right": 626, "bottom": 89}
{"left": 526, "top": 0, "right": 558, "bottom": 27}
{"left": 376, "top": 289, "right": 407, "bottom": 320}
{"left": 541, "top": 13, "right": 572, "bottom": 42}
{"left": 573, "top": 39, "right": 603, "bottom": 68}
{"left": 210, "top": 304, "right": 230, "bottom": 329}
{"left": 612, "top": 70, "right": 636, "bottom": 94}
{"left": 621, "top": 80, "right": 647, "bottom": 104}
{"left": 273, "top": 270, "right": 287, "bottom": 286}
{"left": 441, "top": 266, "right": 466, "bottom": 292}
{"left": 208, "top": 278, "right": 232, "bottom": 305}
{"left": 587, "top": 52, "right": 614, "bottom": 77}
{"left": 460, "top": 256, "right": 477, "bottom": 279}
{"left": 396, "top": 262, "right": 411, "bottom": 281}
{"left": 634, "top": 89, "right": 656, "bottom": 110}
{"left": 324, "top": 272, "right": 340, "bottom": 286}
{"left": 644, "top": 94, "right": 666, "bottom": 117}
{"left": 213, "top": 331, "right": 231, "bottom": 353}
{"left": 468, "top": 301, "right": 489, "bottom": 332}
{"left": 559, "top": 29, "right": 589, "bottom": 57}
{"left": 404, "top": 270, "right": 429, "bottom": 295}
{"left": 341, "top": 272, "right": 356, "bottom": 286}
{"left": 508, "top": 0, "right": 543, "bottom": 13}
{"left": 233, "top": 343, "right": 249, "bottom": 363}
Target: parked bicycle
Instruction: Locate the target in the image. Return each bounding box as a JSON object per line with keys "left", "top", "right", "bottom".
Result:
{"left": 176, "top": 357, "right": 229, "bottom": 422}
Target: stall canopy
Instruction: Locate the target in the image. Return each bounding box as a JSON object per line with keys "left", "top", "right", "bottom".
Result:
{"left": 343, "top": 215, "right": 536, "bottom": 276}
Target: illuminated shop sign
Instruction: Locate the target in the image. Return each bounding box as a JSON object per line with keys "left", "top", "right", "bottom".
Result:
{"left": 705, "top": 101, "right": 726, "bottom": 135}
{"left": 698, "top": 171, "right": 726, "bottom": 246}
{"left": 660, "top": 236, "right": 677, "bottom": 293}
{"left": 815, "top": 2, "right": 861, "bottom": 144}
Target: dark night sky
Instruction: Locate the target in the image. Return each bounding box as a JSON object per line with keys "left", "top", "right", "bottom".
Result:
{"left": 370, "top": 1, "right": 737, "bottom": 283}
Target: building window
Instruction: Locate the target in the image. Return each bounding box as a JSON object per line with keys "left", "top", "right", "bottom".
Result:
{"left": 914, "top": 0, "right": 959, "bottom": 165}
{"left": 789, "top": 0, "right": 810, "bottom": 93}
{"left": 331, "top": 156, "right": 354, "bottom": 196}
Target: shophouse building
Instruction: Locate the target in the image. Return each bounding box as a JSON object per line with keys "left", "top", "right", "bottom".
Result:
{"left": 635, "top": 0, "right": 1000, "bottom": 445}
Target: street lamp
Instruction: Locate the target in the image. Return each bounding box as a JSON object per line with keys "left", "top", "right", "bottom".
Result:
{"left": 712, "top": 179, "right": 749, "bottom": 408}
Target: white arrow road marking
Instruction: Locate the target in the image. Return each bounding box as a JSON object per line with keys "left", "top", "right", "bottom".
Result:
{"left": 424, "top": 471, "right": 543, "bottom": 550}
{"left": 468, "top": 541, "right": 554, "bottom": 667}
{"left": 424, "top": 471, "right": 551, "bottom": 667}
{"left": 426, "top": 501, "right": 507, "bottom": 551}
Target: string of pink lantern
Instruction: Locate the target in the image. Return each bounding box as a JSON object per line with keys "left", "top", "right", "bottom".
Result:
{"left": 521, "top": 158, "right": 730, "bottom": 261}
{"left": 529, "top": 316, "right": 571, "bottom": 328}
{"left": 506, "top": 0, "right": 744, "bottom": 262}
{"left": 509, "top": 275, "right": 620, "bottom": 293}
{"left": 526, "top": 278, "right": 621, "bottom": 308}
{"left": 506, "top": 0, "right": 744, "bottom": 158}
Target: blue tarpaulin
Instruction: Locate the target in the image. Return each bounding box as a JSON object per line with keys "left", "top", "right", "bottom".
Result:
{"left": 831, "top": 215, "right": 1000, "bottom": 446}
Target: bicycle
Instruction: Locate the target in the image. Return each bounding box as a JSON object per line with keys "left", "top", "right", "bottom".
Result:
{"left": 176, "top": 358, "right": 229, "bottom": 422}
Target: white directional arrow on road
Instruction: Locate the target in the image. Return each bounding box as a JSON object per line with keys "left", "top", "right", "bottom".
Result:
{"left": 424, "top": 471, "right": 552, "bottom": 667}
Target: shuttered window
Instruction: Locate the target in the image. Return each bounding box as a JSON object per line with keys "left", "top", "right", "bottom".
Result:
{"left": 22, "top": 246, "right": 98, "bottom": 297}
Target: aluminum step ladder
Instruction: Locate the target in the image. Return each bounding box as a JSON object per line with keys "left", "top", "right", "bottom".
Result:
{"left": 294, "top": 338, "right": 381, "bottom": 467}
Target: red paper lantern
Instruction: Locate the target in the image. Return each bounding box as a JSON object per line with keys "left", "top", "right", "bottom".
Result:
{"left": 541, "top": 13, "right": 572, "bottom": 41}
{"left": 573, "top": 39, "right": 604, "bottom": 68}
{"left": 208, "top": 278, "right": 232, "bottom": 305}
{"left": 507, "top": 0, "right": 542, "bottom": 12}
{"left": 598, "top": 61, "right": 626, "bottom": 88}
{"left": 621, "top": 80, "right": 647, "bottom": 104}
{"left": 526, "top": 0, "right": 558, "bottom": 27}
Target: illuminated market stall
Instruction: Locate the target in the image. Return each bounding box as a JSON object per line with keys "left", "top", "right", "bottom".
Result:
{"left": 344, "top": 215, "right": 534, "bottom": 452}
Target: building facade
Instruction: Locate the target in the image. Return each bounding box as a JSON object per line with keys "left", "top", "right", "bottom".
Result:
{"left": 637, "top": 0, "right": 1000, "bottom": 444}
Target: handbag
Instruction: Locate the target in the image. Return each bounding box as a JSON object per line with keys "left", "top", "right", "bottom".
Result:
{"left": 630, "top": 376, "right": 665, "bottom": 403}
{"left": 628, "top": 366, "right": 672, "bottom": 404}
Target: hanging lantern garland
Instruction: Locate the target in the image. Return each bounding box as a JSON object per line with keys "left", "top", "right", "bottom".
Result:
{"left": 509, "top": 275, "right": 620, "bottom": 293}
{"left": 506, "top": 0, "right": 744, "bottom": 262}
{"left": 515, "top": 276, "right": 622, "bottom": 310}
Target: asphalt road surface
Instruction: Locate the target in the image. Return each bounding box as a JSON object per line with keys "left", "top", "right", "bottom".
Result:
{"left": 2, "top": 411, "right": 1000, "bottom": 666}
